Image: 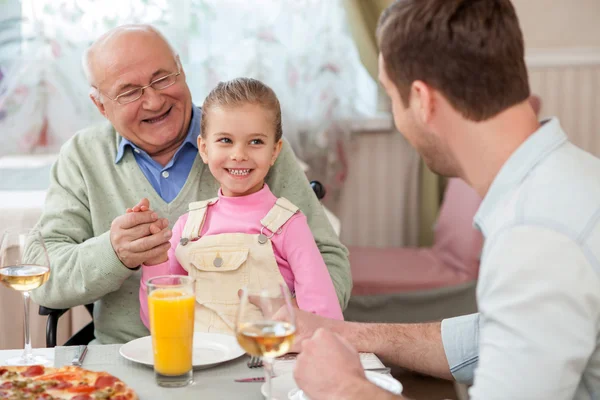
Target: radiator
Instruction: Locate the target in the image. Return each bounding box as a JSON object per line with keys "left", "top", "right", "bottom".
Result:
{"left": 337, "top": 130, "right": 421, "bottom": 248}
{"left": 528, "top": 48, "right": 600, "bottom": 156}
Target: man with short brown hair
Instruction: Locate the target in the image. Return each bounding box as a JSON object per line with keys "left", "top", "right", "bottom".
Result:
{"left": 291, "top": 1, "right": 600, "bottom": 398}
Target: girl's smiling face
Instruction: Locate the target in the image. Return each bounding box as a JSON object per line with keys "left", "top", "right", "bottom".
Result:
{"left": 198, "top": 103, "right": 282, "bottom": 197}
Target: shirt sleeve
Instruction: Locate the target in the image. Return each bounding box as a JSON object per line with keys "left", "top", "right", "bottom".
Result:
{"left": 265, "top": 140, "right": 352, "bottom": 309}
{"left": 441, "top": 313, "right": 481, "bottom": 384}
{"left": 469, "top": 225, "right": 600, "bottom": 400}
{"left": 280, "top": 213, "right": 344, "bottom": 320}
{"left": 167, "top": 215, "right": 188, "bottom": 275}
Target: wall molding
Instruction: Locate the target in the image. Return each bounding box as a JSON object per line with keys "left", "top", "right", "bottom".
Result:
{"left": 526, "top": 47, "right": 600, "bottom": 68}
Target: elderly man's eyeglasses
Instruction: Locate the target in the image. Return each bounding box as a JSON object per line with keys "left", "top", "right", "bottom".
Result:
{"left": 101, "top": 70, "right": 181, "bottom": 105}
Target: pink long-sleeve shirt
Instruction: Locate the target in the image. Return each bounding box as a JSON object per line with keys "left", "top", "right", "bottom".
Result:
{"left": 140, "top": 184, "right": 343, "bottom": 328}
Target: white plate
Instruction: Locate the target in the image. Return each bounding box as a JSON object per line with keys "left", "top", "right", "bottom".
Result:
{"left": 262, "top": 371, "right": 403, "bottom": 400}
{"left": 119, "top": 332, "right": 245, "bottom": 369}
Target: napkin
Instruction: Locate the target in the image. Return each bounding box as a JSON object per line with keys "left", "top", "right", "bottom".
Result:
{"left": 272, "top": 352, "right": 385, "bottom": 376}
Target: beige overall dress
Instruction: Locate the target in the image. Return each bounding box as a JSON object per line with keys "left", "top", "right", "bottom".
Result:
{"left": 175, "top": 197, "right": 299, "bottom": 334}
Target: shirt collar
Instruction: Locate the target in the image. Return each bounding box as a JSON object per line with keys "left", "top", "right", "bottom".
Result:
{"left": 115, "top": 105, "right": 201, "bottom": 163}
{"left": 473, "top": 117, "right": 567, "bottom": 233}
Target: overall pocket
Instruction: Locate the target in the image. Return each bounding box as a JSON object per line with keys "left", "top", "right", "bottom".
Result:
{"left": 187, "top": 246, "right": 249, "bottom": 305}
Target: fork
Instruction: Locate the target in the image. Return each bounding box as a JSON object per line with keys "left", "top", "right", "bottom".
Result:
{"left": 246, "top": 356, "right": 263, "bottom": 368}
{"left": 71, "top": 345, "right": 88, "bottom": 367}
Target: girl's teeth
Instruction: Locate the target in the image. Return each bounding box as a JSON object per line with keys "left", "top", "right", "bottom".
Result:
{"left": 228, "top": 169, "right": 250, "bottom": 176}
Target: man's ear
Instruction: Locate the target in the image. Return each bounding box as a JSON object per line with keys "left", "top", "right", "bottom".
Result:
{"left": 89, "top": 87, "right": 107, "bottom": 118}
{"left": 198, "top": 136, "right": 209, "bottom": 164}
{"left": 271, "top": 139, "right": 283, "bottom": 166}
{"left": 411, "top": 80, "right": 435, "bottom": 124}
{"left": 176, "top": 54, "right": 186, "bottom": 80}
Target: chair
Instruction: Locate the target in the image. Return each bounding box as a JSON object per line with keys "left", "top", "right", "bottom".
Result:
{"left": 39, "top": 180, "right": 327, "bottom": 347}
{"left": 344, "top": 178, "right": 483, "bottom": 323}
{"left": 39, "top": 304, "right": 95, "bottom": 347}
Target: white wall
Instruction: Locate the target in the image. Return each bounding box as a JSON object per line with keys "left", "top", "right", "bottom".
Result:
{"left": 512, "top": 0, "right": 600, "bottom": 49}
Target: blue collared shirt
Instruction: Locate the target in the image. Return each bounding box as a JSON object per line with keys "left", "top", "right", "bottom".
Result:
{"left": 441, "top": 118, "right": 600, "bottom": 399}
{"left": 115, "top": 106, "right": 201, "bottom": 203}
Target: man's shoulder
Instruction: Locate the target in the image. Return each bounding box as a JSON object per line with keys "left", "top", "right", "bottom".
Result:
{"left": 518, "top": 143, "right": 600, "bottom": 238}
{"left": 58, "top": 121, "right": 118, "bottom": 160}
{"left": 61, "top": 121, "right": 117, "bottom": 152}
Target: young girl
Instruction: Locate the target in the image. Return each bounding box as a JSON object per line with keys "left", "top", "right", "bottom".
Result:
{"left": 136, "top": 77, "right": 343, "bottom": 334}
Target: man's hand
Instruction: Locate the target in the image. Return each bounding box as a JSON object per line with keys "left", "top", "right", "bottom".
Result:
{"left": 125, "top": 198, "right": 169, "bottom": 265}
{"left": 285, "top": 309, "right": 337, "bottom": 353}
{"left": 110, "top": 207, "right": 171, "bottom": 269}
{"left": 243, "top": 291, "right": 338, "bottom": 353}
{"left": 294, "top": 328, "right": 370, "bottom": 400}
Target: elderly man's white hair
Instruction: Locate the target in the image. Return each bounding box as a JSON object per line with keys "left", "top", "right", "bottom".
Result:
{"left": 82, "top": 24, "right": 178, "bottom": 99}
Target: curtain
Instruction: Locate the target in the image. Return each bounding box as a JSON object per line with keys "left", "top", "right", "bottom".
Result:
{"left": 0, "top": 0, "right": 378, "bottom": 204}
{"left": 344, "top": 0, "right": 445, "bottom": 246}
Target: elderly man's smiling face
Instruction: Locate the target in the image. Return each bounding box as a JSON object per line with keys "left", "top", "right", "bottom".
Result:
{"left": 88, "top": 26, "right": 192, "bottom": 158}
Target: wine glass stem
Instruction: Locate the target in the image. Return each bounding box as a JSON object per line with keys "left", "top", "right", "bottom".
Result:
{"left": 263, "top": 357, "right": 274, "bottom": 400}
{"left": 22, "top": 291, "right": 32, "bottom": 361}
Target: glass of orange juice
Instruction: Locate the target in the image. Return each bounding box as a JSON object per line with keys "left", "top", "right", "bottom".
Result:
{"left": 147, "top": 275, "right": 195, "bottom": 387}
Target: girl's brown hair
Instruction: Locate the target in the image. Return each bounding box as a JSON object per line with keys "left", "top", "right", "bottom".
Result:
{"left": 200, "top": 77, "right": 283, "bottom": 141}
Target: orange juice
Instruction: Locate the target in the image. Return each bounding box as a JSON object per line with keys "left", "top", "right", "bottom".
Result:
{"left": 148, "top": 288, "right": 195, "bottom": 376}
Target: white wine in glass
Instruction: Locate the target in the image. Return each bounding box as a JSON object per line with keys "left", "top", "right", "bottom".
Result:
{"left": 236, "top": 321, "right": 296, "bottom": 359}
{"left": 236, "top": 283, "right": 296, "bottom": 400}
{"left": 0, "top": 265, "right": 50, "bottom": 292}
{"left": 0, "top": 229, "right": 52, "bottom": 366}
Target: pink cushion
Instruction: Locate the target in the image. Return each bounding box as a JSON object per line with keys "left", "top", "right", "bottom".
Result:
{"left": 349, "top": 178, "right": 483, "bottom": 295}
{"left": 432, "top": 178, "right": 483, "bottom": 279}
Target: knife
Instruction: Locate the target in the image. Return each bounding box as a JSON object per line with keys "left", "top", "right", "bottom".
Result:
{"left": 71, "top": 345, "right": 88, "bottom": 366}
{"left": 235, "top": 376, "right": 267, "bottom": 383}
{"left": 234, "top": 367, "right": 391, "bottom": 382}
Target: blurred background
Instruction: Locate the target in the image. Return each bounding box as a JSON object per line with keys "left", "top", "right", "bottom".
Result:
{"left": 1, "top": 1, "right": 599, "bottom": 398}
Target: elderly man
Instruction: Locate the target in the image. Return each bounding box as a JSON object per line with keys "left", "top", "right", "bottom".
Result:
{"left": 30, "top": 25, "right": 351, "bottom": 345}
{"left": 291, "top": 0, "right": 600, "bottom": 399}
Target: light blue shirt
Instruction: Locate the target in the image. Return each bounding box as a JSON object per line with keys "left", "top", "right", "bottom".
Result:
{"left": 115, "top": 106, "right": 201, "bottom": 203}
{"left": 441, "top": 118, "right": 600, "bottom": 399}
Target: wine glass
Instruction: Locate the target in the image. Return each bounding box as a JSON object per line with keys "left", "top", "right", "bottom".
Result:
{"left": 0, "top": 228, "right": 51, "bottom": 366}
{"left": 235, "top": 283, "right": 296, "bottom": 400}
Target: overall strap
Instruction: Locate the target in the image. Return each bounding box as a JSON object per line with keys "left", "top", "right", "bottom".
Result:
{"left": 181, "top": 198, "right": 218, "bottom": 241}
{"left": 260, "top": 197, "right": 300, "bottom": 235}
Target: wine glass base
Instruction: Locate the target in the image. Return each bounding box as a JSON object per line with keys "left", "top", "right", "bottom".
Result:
{"left": 4, "top": 354, "right": 52, "bottom": 366}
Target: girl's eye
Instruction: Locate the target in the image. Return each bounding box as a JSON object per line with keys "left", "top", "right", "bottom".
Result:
{"left": 217, "top": 138, "right": 232, "bottom": 144}
{"left": 250, "top": 139, "right": 264, "bottom": 145}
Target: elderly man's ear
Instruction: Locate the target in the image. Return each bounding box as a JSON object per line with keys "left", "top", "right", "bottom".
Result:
{"left": 89, "top": 87, "right": 108, "bottom": 118}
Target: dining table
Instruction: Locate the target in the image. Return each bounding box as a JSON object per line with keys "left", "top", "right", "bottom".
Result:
{"left": 0, "top": 345, "right": 388, "bottom": 399}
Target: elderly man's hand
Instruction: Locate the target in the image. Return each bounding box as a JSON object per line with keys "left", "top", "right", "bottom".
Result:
{"left": 294, "top": 328, "right": 369, "bottom": 400}
{"left": 125, "top": 198, "right": 169, "bottom": 265}
{"left": 110, "top": 209, "right": 171, "bottom": 269}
